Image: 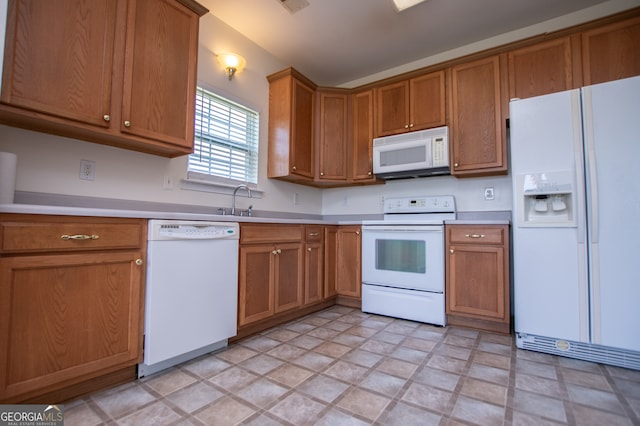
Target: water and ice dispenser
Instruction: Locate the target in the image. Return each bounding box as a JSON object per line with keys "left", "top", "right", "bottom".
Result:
{"left": 515, "top": 171, "right": 576, "bottom": 227}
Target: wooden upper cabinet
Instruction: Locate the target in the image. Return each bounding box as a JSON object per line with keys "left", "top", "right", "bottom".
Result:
{"left": 0, "top": 0, "right": 207, "bottom": 157}
{"left": 581, "top": 15, "right": 640, "bottom": 85}
{"left": 450, "top": 55, "right": 508, "bottom": 176}
{"left": 316, "top": 89, "right": 349, "bottom": 181}
{"left": 374, "top": 70, "right": 445, "bottom": 137}
{"left": 351, "top": 90, "right": 377, "bottom": 182}
{"left": 0, "top": 0, "right": 117, "bottom": 127}
{"left": 120, "top": 0, "right": 202, "bottom": 150}
{"left": 508, "top": 36, "right": 579, "bottom": 101}
{"left": 267, "top": 68, "right": 316, "bottom": 182}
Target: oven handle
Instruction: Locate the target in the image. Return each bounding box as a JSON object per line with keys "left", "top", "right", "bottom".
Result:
{"left": 362, "top": 225, "right": 443, "bottom": 232}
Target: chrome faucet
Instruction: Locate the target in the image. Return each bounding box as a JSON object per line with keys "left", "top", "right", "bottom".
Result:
{"left": 231, "top": 184, "right": 252, "bottom": 216}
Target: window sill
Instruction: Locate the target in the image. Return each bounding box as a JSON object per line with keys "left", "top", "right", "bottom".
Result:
{"left": 180, "top": 177, "right": 264, "bottom": 198}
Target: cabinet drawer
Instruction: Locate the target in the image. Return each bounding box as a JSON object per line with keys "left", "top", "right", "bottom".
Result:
{"left": 0, "top": 219, "right": 144, "bottom": 254}
{"left": 447, "top": 225, "right": 505, "bottom": 245}
{"left": 240, "top": 224, "right": 303, "bottom": 244}
{"left": 305, "top": 225, "right": 323, "bottom": 243}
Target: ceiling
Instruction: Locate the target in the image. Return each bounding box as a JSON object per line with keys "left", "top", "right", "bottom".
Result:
{"left": 200, "top": 0, "right": 611, "bottom": 86}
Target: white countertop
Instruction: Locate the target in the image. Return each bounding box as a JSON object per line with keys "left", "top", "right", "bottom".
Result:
{"left": 0, "top": 202, "right": 510, "bottom": 225}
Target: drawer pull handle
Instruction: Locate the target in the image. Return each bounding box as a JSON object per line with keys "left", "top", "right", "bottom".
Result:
{"left": 308, "top": 232, "right": 319, "bottom": 236}
{"left": 61, "top": 234, "right": 100, "bottom": 240}
{"left": 465, "top": 234, "right": 485, "bottom": 238}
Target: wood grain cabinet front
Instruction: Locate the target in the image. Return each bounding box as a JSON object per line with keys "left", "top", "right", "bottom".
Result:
{"left": 238, "top": 224, "right": 304, "bottom": 327}
{"left": 0, "top": 214, "right": 146, "bottom": 403}
{"left": 0, "top": 0, "right": 207, "bottom": 157}
{"left": 335, "top": 225, "right": 362, "bottom": 306}
{"left": 445, "top": 224, "right": 510, "bottom": 334}
{"left": 374, "top": 71, "right": 446, "bottom": 137}
{"left": 267, "top": 68, "right": 317, "bottom": 183}
{"left": 449, "top": 55, "right": 508, "bottom": 177}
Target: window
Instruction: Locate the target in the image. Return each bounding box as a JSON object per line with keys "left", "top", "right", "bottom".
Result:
{"left": 188, "top": 87, "right": 259, "bottom": 185}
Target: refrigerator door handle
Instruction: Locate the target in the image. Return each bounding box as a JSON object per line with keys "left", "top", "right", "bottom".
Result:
{"left": 571, "top": 91, "right": 587, "bottom": 245}
{"left": 582, "top": 88, "right": 599, "bottom": 244}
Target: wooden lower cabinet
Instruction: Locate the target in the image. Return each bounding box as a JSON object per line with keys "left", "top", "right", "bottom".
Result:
{"left": 236, "top": 224, "right": 333, "bottom": 339}
{"left": 0, "top": 214, "right": 146, "bottom": 403}
{"left": 445, "top": 224, "right": 510, "bottom": 334}
{"left": 238, "top": 241, "right": 303, "bottom": 327}
{"left": 335, "top": 225, "right": 362, "bottom": 306}
{"left": 304, "top": 226, "right": 324, "bottom": 305}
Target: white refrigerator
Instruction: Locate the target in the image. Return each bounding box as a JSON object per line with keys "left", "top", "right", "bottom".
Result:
{"left": 510, "top": 75, "right": 640, "bottom": 370}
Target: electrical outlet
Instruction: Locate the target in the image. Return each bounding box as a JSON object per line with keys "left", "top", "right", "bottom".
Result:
{"left": 484, "top": 187, "right": 495, "bottom": 200}
{"left": 79, "top": 160, "right": 95, "bottom": 181}
{"left": 163, "top": 175, "right": 173, "bottom": 190}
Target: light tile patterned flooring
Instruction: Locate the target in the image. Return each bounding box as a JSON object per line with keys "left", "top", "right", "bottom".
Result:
{"left": 65, "top": 306, "right": 640, "bottom": 425}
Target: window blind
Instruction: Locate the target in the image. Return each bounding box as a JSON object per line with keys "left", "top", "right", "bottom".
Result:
{"left": 189, "top": 87, "right": 259, "bottom": 184}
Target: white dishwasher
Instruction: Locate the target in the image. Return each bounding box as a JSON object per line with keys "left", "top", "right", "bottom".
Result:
{"left": 138, "top": 220, "right": 239, "bottom": 377}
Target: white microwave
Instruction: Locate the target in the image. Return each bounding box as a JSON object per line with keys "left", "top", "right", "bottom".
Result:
{"left": 373, "top": 126, "right": 450, "bottom": 179}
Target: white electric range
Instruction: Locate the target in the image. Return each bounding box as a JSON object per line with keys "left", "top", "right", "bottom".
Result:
{"left": 361, "top": 195, "right": 456, "bottom": 325}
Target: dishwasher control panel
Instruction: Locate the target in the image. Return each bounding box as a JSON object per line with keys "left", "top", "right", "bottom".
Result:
{"left": 148, "top": 220, "right": 239, "bottom": 240}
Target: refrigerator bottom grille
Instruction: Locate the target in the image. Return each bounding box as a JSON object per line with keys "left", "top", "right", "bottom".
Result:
{"left": 516, "top": 333, "right": 640, "bottom": 371}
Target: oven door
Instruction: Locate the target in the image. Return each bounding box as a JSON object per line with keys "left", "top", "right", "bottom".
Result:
{"left": 361, "top": 224, "right": 444, "bottom": 292}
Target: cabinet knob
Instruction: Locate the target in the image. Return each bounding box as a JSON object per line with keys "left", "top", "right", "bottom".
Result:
{"left": 409, "top": 123, "right": 414, "bottom": 128}
{"left": 103, "top": 114, "right": 111, "bottom": 122}
{"left": 355, "top": 230, "right": 360, "bottom": 235}
{"left": 404, "top": 124, "right": 409, "bottom": 129}
{"left": 320, "top": 172, "right": 324, "bottom": 176}
{"left": 292, "top": 165, "right": 297, "bottom": 171}
{"left": 272, "top": 249, "right": 278, "bottom": 255}
{"left": 277, "top": 249, "right": 282, "bottom": 254}
{"left": 454, "top": 163, "right": 459, "bottom": 167}
{"left": 449, "top": 249, "right": 454, "bottom": 254}
{"left": 135, "top": 258, "right": 143, "bottom": 266}
{"left": 368, "top": 171, "right": 372, "bottom": 176}
{"left": 124, "top": 120, "right": 131, "bottom": 127}
{"left": 308, "top": 247, "right": 312, "bottom": 252}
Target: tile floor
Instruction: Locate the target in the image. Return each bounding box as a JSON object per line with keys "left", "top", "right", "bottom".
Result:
{"left": 64, "top": 306, "right": 640, "bottom": 425}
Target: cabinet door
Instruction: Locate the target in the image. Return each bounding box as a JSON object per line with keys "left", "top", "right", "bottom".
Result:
{"left": 508, "top": 36, "right": 577, "bottom": 100}
{"left": 410, "top": 70, "right": 446, "bottom": 131}
{"left": 290, "top": 79, "right": 315, "bottom": 179}
{"left": 317, "top": 90, "right": 348, "bottom": 181}
{"left": 274, "top": 243, "right": 303, "bottom": 313}
{"left": 0, "top": 0, "right": 117, "bottom": 127}
{"left": 450, "top": 55, "right": 508, "bottom": 176}
{"left": 581, "top": 16, "right": 640, "bottom": 85}
{"left": 304, "top": 242, "right": 323, "bottom": 305}
{"left": 238, "top": 245, "right": 275, "bottom": 326}
{"left": 120, "top": 0, "right": 200, "bottom": 149}
{"left": 375, "top": 80, "right": 409, "bottom": 137}
{"left": 0, "top": 252, "right": 143, "bottom": 400}
{"left": 324, "top": 226, "right": 338, "bottom": 299}
{"left": 446, "top": 245, "right": 506, "bottom": 320}
{"left": 351, "top": 90, "right": 376, "bottom": 182}
{"left": 336, "top": 226, "right": 361, "bottom": 298}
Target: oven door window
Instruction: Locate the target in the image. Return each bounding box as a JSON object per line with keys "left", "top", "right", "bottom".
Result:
{"left": 376, "top": 239, "right": 425, "bottom": 273}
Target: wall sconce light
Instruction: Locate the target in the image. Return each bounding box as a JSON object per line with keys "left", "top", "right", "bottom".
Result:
{"left": 217, "top": 52, "right": 246, "bottom": 80}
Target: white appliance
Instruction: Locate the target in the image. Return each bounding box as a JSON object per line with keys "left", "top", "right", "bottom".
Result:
{"left": 361, "top": 195, "right": 456, "bottom": 325}
{"left": 138, "top": 220, "right": 239, "bottom": 377}
{"left": 510, "top": 75, "right": 640, "bottom": 370}
{"left": 373, "top": 126, "right": 449, "bottom": 179}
